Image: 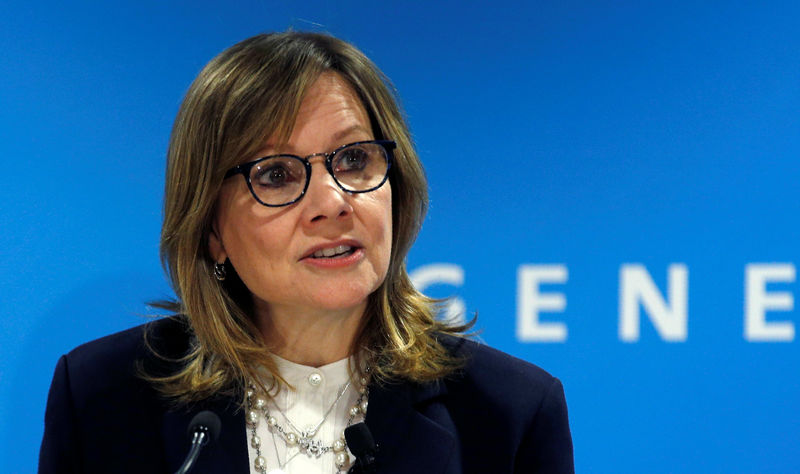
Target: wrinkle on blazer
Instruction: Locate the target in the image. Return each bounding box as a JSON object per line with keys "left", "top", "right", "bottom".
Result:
{"left": 40, "top": 316, "right": 574, "bottom": 473}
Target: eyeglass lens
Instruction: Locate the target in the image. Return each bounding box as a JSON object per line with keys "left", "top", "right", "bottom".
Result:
{"left": 249, "top": 142, "right": 389, "bottom": 206}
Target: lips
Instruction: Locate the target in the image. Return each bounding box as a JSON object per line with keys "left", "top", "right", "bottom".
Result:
{"left": 301, "top": 239, "right": 363, "bottom": 260}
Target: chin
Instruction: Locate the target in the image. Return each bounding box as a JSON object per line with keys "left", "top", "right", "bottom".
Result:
{"left": 312, "top": 294, "right": 369, "bottom": 312}
{"left": 310, "top": 280, "right": 380, "bottom": 311}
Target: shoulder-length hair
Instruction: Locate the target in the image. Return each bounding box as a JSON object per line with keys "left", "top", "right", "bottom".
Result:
{"left": 148, "top": 31, "right": 469, "bottom": 403}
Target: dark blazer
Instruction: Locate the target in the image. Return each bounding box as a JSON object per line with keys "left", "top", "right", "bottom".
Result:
{"left": 39, "top": 316, "right": 573, "bottom": 473}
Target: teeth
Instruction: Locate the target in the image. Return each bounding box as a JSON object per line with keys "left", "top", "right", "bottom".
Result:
{"left": 312, "top": 245, "right": 353, "bottom": 258}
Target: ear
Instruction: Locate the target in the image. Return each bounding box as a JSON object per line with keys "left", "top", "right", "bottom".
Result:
{"left": 208, "top": 223, "right": 227, "bottom": 264}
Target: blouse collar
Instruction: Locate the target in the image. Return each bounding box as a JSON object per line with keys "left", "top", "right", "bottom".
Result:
{"left": 267, "top": 353, "right": 354, "bottom": 392}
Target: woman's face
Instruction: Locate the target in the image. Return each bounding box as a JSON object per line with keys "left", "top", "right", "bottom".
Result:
{"left": 209, "top": 72, "right": 393, "bottom": 320}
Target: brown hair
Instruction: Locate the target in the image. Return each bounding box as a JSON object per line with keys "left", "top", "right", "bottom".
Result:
{"left": 148, "top": 31, "right": 470, "bottom": 403}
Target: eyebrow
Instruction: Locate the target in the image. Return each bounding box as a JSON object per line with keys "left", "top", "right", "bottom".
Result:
{"left": 253, "top": 124, "right": 373, "bottom": 160}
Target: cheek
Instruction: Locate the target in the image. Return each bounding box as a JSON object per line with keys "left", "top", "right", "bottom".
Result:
{"left": 372, "top": 187, "right": 393, "bottom": 267}
{"left": 226, "top": 229, "right": 292, "bottom": 304}
{"left": 216, "top": 190, "right": 289, "bottom": 283}
{"left": 384, "top": 198, "right": 393, "bottom": 251}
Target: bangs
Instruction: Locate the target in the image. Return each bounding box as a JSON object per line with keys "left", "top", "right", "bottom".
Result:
{"left": 206, "top": 35, "right": 332, "bottom": 171}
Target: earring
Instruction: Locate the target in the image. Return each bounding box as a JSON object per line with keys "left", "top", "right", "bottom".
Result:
{"left": 213, "top": 262, "right": 227, "bottom": 281}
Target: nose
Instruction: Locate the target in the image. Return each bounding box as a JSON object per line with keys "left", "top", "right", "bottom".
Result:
{"left": 300, "top": 161, "right": 353, "bottom": 225}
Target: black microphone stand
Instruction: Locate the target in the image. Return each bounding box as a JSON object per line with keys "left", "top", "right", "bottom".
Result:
{"left": 174, "top": 428, "right": 211, "bottom": 474}
{"left": 174, "top": 411, "right": 221, "bottom": 474}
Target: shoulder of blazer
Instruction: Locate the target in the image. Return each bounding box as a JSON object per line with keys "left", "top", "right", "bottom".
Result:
{"left": 60, "top": 316, "right": 250, "bottom": 474}
{"left": 439, "top": 334, "right": 557, "bottom": 390}
{"left": 40, "top": 316, "right": 194, "bottom": 473}
{"left": 431, "top": 335, "right": 574, "bottom": 473}
{"left": 437, "top": 334, "right": 563, "bottom": 428}
{"left": 61, "top": 316, "right": 191, "bottom": 413}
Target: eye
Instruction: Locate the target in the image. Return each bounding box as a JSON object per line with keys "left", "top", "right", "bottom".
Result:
{"left": 253, "top": 160, "right": 302, "bottom": 188}
{"left": 334, "top": 146, "right": 370, "bottom": 173}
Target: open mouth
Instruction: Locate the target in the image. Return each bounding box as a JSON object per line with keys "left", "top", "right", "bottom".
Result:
{"left": 309, "top": 244, "right": 358, "bottom": 259}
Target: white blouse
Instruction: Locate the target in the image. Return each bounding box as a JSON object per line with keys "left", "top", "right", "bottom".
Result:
{"left": 246, "top": 355, "right": 365, "bottom": 474}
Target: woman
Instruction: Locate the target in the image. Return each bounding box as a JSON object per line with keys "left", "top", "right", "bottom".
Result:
{"left": 40, "top": 32, "right": 573, "bottom": 473}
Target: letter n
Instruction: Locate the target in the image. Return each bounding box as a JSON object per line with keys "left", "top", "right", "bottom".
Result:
{"left": 619, "top": 264, "right": 688, "bottom": 342}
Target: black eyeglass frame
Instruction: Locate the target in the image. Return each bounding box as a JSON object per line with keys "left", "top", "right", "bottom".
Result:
{"left": 223, "top": 139, "right": 396, "bottom": 207}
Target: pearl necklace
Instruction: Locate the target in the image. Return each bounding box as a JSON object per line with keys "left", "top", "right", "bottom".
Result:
{"left": 271, "top": 380, "right": 352, "bottom": 445}
{"left": 246, "top": 374, "right": 369, "bottom": 474}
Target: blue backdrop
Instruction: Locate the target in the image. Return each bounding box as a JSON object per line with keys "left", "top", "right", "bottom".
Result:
{"left": 2, "top": 1, "right": 798, "bottom": 472}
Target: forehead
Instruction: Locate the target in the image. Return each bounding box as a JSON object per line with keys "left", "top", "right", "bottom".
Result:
{"left": 296, "top": 72, "right": 367, "bottom": 122}
{"left": 269, "top": 72, "right": 373, "bottom": 156}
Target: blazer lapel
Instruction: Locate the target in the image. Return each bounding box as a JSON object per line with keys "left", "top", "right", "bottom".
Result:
{"left": 365, "top": 379, "right": 460, "bottom": 474}
{"left": 162, "top": 394, "right": 249, "bottom": 474}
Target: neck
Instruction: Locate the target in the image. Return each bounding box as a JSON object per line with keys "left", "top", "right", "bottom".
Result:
{"left": 255, "top": 301, "right": 365, "bottom": 367}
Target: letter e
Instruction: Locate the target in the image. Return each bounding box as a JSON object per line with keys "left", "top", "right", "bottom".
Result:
{"left": 744, "top": 263, "right": 795, "bottom": 342}
{"left": 517, "top": 265, "right": 568, "bottom": 342}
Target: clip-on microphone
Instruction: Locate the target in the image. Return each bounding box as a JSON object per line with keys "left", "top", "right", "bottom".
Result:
{"left": 345, "top": 422, "right": 378, "bottom": 474}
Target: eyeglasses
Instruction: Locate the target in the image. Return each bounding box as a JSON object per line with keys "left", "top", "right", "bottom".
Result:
{"left": 224, "top": 140, "right": 395, "bottom": 207}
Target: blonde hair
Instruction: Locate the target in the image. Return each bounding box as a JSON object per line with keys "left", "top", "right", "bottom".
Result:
{"left": 148, "top": 32, "right": 470, "bottom": 403}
